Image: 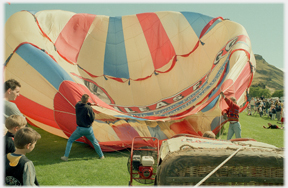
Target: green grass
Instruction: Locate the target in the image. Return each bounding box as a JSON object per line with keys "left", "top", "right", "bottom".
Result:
{"left": 26, "top": 128, "right": 132, "bottom": 186}
{"left": 27, "top": 111, "right": 284, "bottom": 186}
{"left": 218, "top": 111, "right": 284, "bottom": 148}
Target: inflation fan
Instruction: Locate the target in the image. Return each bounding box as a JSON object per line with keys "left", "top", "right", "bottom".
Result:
{"left": 127, "top": 137, "right": 159, "bottom": 185}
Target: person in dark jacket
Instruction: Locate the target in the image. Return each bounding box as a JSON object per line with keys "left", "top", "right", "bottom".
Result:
{"left": 271, "top": 105, "right": 277, "bottom": 120}
{"left": 264, "top": 99, "right": 271, "bottom": 116}
{"left": 61, "top": 94, "right": 104, "bottom": 161}
{"left": 275, "top": 102, "right": 282, "bottom": 121}
{"left": 5, "top": 127, "right": 41, "bottom": 186}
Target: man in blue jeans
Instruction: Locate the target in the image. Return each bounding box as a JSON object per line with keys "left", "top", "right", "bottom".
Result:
{"left": 61, "top": 94, "right": 104, "bottom": 161}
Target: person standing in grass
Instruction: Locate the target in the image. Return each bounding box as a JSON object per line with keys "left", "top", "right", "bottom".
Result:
{"left": 250, "top": 97, "right": 255, "bottom": 115}
{"left": 61, "top": 94, "right": 104, "bottom": 161}
{"left": 4, "top": 79, "right": 23, "bottom": 119}
{"left": 5, "top": 127, "right": 41, "bottom": 186}
{"left": 271, "top": 105, "right": 277, "bottom": 120}
{"left": 278, "top": 102, "right": 284, "bottom": 127}
{"left": 265, "top": 99, "right": 271, "bottom": 116}
{"left": 275, "top": 102, "right": 282, "bottom": 121}
{"left": 220, "top": 92, "right": 241, "bottom": 140}
{"left": 253, "top": 99, "right": 260, "bottom": 116}
{"left": 258, "top": 104, "right": 263, "bottom": 117}
{"left": 4, "top": 79, "right": 23, "bottom": 135}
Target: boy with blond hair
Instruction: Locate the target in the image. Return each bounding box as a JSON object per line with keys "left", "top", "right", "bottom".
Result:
{"left": 5, "top": 115, "right": 27, "bottom": 154}
{"left": 5, "top": 127, "right": 41, "bottom": 186}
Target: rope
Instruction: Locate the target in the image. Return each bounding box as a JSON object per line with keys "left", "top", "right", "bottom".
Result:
{"left": 194, "top": 146, "right": 242, "bottom": 186}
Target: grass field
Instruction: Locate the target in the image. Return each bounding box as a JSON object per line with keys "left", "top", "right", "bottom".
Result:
{"left": 26, "top": 111, "right": 284, "bottom": 186}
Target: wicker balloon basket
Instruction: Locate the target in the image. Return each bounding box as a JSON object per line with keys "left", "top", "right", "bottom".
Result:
{"left": 156, "top": 137, "right": 284, "bottom": 186}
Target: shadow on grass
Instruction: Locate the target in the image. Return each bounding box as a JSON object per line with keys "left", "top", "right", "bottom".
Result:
{"left": 27, "top": 125, "right": 131, "bottom": 166}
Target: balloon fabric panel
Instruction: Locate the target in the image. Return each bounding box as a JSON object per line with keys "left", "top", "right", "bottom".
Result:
{"left": 4, "top": 10, "right": 256, "bottom": 151}
{"left": 136, "top": 12, "right": 176, "bottom": 70}
{"left": 104, "top": 17, "right": 129, "bottom": 79}
{"left": 15, "top": 43, "right": 74, "bottom": 89}
{"left": 55, "top": 13, "right": 96, "bottom": 64}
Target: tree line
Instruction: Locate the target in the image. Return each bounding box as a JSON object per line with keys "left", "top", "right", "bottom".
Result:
{"left": 249, "top": 86, "right": 284, "bottom": 98}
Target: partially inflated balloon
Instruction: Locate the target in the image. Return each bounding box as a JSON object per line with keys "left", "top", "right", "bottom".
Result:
{"left": 4, "top": 10, "right": 255, "bottom": 151}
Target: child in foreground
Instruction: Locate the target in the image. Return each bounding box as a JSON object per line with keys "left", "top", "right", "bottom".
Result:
{"left": 5, "top": 114, "right": 27, "bottom": 154}
{"left": 5, "top": 127, "right": 41, "bottom": 186}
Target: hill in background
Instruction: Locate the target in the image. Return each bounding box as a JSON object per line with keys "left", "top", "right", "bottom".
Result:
{"left": 251, "top": 54, "right": 284, "bottom": 93}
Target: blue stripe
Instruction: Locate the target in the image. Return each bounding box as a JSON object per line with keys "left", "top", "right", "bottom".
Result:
{"left": 147, "top": 125, "right": 168, "bottom": 140}
{"left": 16, "top": 43, "right": 74, "bottom": 90}
{"left": 210, "top": 116, "right": 224, "bottom": 131}
{"left": 181, "top": 12, "right": 220, "bottom": 38}
{"left": 114, "top": 115, "right": 147, "bottom": 121}
{"left": 104, "top": 17, "right": 129, "bottom": 79}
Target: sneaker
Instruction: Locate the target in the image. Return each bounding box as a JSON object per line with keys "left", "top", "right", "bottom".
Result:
{"left": 61, "top": 156, "right": 68, "bottom": 161}
{"left": 99, "top": 156, "right": 105, "bottom": 159}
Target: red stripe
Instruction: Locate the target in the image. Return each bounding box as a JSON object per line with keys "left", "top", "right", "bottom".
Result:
{"left": 137, "top": 13, "right": 175, "bottom": 69}
{"left": 14, "top": 96, "right": 59, "bottom": 129}
{"left": 98, "top": 139, "right": 165, "bottom": 152}
{"left": 112, "top": 123, "right": 140, "bottom": 141}
{"left": 170, "top": 120, "right": 199, "bottom": 136}
{"left": 55, "top": 14, "right": 96, "bottom": 63}
{"left": 228, "top": 49, "right": 252, "bottom": 101}
{"left": 53, "top": 81, "right": 85, "bottom": 141}
{"left": 234, "top": 61, "right": 253, "bottom": 100}
{"left": 199, "top": 17, "right": 223, "bottom": 38}
{"left": 25, "top": 10, "right": 76, "bottom": 65}
{"left": 156, "top": 55, "right": 177, "bottom": 74}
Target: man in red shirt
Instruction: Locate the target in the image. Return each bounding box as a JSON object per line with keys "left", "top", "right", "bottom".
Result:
{"left": 220, "top": 92, "right": 241, "bottom": 140}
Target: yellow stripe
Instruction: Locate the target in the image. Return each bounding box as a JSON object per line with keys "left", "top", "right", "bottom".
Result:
{"left": 35, "top": 10, "right": 75, "bottom": 43}
{"left": 122, "top": 15, "right": 154, "bottom": 80}
{"left": 156, "top": 11, "right": 198, "bottom": 55}
{"left": 5, "top": 54, "right": 57, "bottom": 110}
{"left": 77, "top": 15, "right": 109, "bottom": 76}
{"left": 27, "top": 117, "right": 68, "bottom": 139}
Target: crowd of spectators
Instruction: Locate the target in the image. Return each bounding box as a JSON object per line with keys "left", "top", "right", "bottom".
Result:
{"left": 247, "top": 95, "right": 284, "bottom": 125}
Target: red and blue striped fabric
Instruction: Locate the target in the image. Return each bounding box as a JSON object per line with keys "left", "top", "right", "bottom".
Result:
{"left": 4, "top": 10, "right": 255, "bottom": 151}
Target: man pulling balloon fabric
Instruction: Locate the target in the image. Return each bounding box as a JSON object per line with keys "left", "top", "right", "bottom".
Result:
{"left": 61, "top": 94, "right": 104, "bottom": 161}
{"left": 220, "top": 92, "right": 241, "bottom": 140}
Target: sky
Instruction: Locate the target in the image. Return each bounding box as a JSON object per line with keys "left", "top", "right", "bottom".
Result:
{"left": 2, "top": 0, "right": 287, "bottom": 72}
